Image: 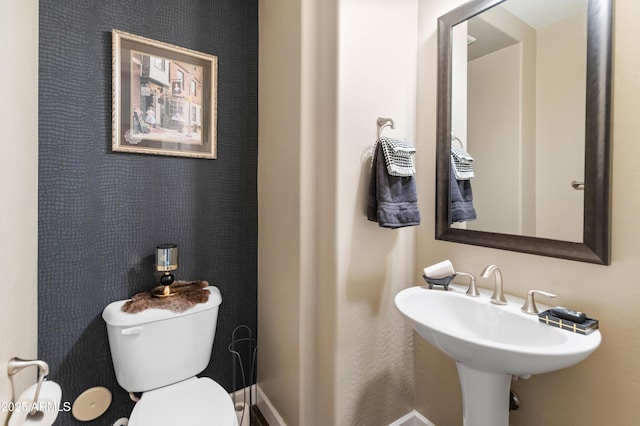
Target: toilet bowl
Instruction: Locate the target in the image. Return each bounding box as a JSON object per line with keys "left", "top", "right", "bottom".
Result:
{"left": 103, "top": 286, "right": 237, "bottom": 425}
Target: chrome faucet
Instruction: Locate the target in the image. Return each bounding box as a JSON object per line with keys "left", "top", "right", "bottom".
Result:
{"left": 480, "top": 265, "right": 507, "bottom": 305}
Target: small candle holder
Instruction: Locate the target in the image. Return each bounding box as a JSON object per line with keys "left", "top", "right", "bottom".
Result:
{"left": 152, "top": 243, "right": 178, "bottom": 298}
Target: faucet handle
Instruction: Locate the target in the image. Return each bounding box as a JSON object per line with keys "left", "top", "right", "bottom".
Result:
{"left": 456, "top": 272, "right": 479, "bottom": 297}
{"left": 521, "top": 289, "right": 556, "bottom": 315}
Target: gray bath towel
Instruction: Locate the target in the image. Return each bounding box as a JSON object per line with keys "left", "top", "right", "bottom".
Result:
{"left": 450, "top": 164, "right": 477, "bottom": 223}
{"left": 367, "top": 142, "right": 421, "bottom": 228}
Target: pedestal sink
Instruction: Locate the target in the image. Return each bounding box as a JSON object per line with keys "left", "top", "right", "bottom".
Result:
{"left": 395, "top": 285, "right": 601, "bottom": 426}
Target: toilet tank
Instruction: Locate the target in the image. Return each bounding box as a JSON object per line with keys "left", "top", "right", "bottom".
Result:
{"left": 102, "top": 286, "right": 222, "bottom": 393}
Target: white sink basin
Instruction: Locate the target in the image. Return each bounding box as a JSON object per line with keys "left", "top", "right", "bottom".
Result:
{"left": 395, "top": 285, "right": 601, "bottom": 425}
{"left": 395, "top": 285, "right": 601, "bottom": 376}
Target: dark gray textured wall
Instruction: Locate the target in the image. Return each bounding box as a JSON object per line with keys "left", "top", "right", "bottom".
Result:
{"left": 38, "top": 1, "right": 258, "bottom": 424}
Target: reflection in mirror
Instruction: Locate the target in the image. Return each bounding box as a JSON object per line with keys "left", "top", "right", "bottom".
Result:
{"left": 436, "top": 0, "right": 612, "bottom": 264}
{"left": 455, "top": 0, "right": 587, "bottom": 242}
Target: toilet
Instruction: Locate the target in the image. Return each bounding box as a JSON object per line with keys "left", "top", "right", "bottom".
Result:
{"left": 102, "top": 286, "right": 238, "bottom": 426}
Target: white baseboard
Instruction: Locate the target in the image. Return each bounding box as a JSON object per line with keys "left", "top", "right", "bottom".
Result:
{"left": 388, "top": 410, "right": 435, "bottom": 426}
{"left": 256, "top": 384, "right": 287, "bottom": 426}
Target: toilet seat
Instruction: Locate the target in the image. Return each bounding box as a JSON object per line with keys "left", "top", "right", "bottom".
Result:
{"left": 128, "top": 377, "right": 238, "bottom": 426}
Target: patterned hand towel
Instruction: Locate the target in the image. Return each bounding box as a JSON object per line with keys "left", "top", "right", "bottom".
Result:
{"left": 451, "top": 148, "right": 474, "bottom": 180}
{"left": 378, "top": 136, "right": 416, "bottom": 177}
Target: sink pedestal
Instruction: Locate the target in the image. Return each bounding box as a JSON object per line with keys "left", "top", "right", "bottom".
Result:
{"left": 457, "top": 363, "right": 511, "bottom": 426}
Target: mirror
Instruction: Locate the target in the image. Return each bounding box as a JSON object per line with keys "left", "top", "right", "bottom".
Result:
{"left": 436, "top": 0, "right": 612, "bottom": 264}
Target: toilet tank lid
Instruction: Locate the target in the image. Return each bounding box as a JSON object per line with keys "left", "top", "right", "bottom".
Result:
{"left": 102, "top": 286, "right": 221, "bottom": 327}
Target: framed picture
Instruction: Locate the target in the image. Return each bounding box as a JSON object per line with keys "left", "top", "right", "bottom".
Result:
{"left": 112, "top": 29, "right": 218, "bottom": 159}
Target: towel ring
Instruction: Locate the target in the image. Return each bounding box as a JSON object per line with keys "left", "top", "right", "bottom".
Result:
{"left": 451, "top": 132, "right": 464, "bottom": 149}
{"left": 377, "top": 116, "right": 395, "bottom": 139}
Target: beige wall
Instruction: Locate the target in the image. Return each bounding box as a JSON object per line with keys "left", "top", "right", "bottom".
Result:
{"left": 334, "top": 0, "right": 417, "bottom": 424}
{"left": 535, "top": 13, "right": 587, "bottom": 242}
{"left": 465, "top": 7, "right": 538, "bottom": 236}
{"left": 467, "top": 43, "right": 522, "bottom": 234}
{"left": 258, "top": 0, "right": 418, "bottom": 424}
{"left": 417, "top": 1, "right": 640, "bottom": 425}
{"left": 473, "top": 6, "right": 538, "bottom": 237}
{"left": 0, "top": 0, "right": 39, "bottom": 424}
{"left": 258, "top": 0, "right": 340, "bottom": 424}
{"left": 258, "top": 0, "right": 305, "bottom": 423}
{"left": 451, "top": 22, "right": 468, "bottom": 151}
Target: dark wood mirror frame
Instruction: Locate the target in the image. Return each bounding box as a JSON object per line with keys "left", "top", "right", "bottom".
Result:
{"left": 435, "top": 0, "right": 613, "bottom": 265}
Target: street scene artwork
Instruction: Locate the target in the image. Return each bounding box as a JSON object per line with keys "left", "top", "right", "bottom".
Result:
{"left": 130, "top": 52, "right": 204, "bottom": 145}
{"left": 112, "top": 30, "right": 218, "bottom": 159}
